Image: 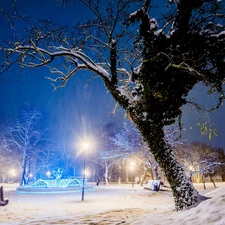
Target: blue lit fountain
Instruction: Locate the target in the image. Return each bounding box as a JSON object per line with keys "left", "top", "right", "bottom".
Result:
{"left": 16, "top": 168, "right": 93, "bottom": 194}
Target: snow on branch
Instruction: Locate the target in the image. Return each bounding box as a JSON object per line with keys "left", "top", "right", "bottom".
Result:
{"left": 6, "top": 41, "right": 112, "bottom": 89}
{"left": 164, "top": 59, "right": 204, "bottom": 79}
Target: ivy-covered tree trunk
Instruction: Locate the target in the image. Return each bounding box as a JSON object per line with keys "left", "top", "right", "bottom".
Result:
{"left": 133, "top": 117, "right": 207, "bottom": 210}
{"left": 122, "top": 2, "right": 209, "bottom": 210}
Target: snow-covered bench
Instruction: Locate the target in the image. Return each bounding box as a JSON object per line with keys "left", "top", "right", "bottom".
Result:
{"left": 0, "top": 186, "right": 9, "bottom": 206}
{"left": 145, "top": 180, "right": 161, "bottom": 191}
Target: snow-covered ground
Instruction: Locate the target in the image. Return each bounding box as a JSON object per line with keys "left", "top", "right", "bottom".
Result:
{"left": 0, "top": 182, "right": 225, "bottom": 225}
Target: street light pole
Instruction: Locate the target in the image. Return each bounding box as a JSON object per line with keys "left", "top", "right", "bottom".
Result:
{"left": 81, "top": 142, "right": 89, "bottom": 201}
{"left": 130, "top": 162, "right": 135, "bottom": 188}
{"left": 132, "top": 170, "right": 134, "bottom": 188}
{"left": 81, "top": 152, "right": 86, "bottom": 201}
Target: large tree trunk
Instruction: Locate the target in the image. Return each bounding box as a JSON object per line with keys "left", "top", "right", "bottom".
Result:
{"left": 136, "top": 119, "right": 207, "bottom": 210}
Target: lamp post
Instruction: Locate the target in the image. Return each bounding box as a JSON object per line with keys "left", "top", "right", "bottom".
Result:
{"left": 82, "top": 142, "right": 89, "bottom": 201}
{"left": 130, "top": 162, "right": 135, "bottom": 188}
{"left": 9, "top": 169, "right": 16, "bottom": 183}
{"left": 46, "top": 171, "right": 51, "bottom": 178}
{"left": 28, "top": 173, "right": 33, "bottom": 183}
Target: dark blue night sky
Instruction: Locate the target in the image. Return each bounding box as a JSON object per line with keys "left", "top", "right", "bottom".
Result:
{"left": 0, "top": 0, "right": 125, "bottom": 151}
{"left": 1, "top": 0, "right": 225, "bottom": 152}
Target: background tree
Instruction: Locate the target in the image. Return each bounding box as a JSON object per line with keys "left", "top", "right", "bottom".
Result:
{"left": 5, "top": 105, "right": 43, "bottom": 185}
{"left": 93, "top": 123, "right": 131, "bottom": 185}
{"left": 0, "top": 124, "right": 21, "bottom": 183}
{"left": 107, "top": 121, "right": 155, "bottom": 184}
{"left": 2, "top": 0, "right": 225, "bottom": 210}
{"left": 0, "top": 147, "right": 21, "bottom": 183}
{"left": 216, "top": 148, "right": 225, "bottom": 181}
{"left": 31, "top": 141, "right": 62, "bottom": 180}
{"left": 175, "top": 142, "right": 225, "bottom": 189}
{"left": 108, "top": 120, "right": 185, "bottom": 185}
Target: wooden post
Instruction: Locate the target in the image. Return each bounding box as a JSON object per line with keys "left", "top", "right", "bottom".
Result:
{"left": 0, "top": 186, "right": 3, "bottom": 201}
{"left": 0, "top": 186, "right": 9, "bottom": 206}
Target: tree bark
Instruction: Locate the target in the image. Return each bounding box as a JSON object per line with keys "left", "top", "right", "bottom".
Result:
{"left": 135, "top": 118, "right": 207, "bottom": 210}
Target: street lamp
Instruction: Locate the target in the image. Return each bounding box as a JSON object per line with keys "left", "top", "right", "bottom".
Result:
{"left": 10, "top": 169, "right": 16, "bottom": 176}
{"left": 9, "top": 169, "right": 16, "bottom": 183}
{"left": 189, "top": 165, "right": 194, "bottom": 182}
{"left": 28, "top": 173, "right": 33, "bottom": 183}
{"left": 130, "top": 162, "right": 135, "bottom": 188}
{"left": 82, "top": 142, "right": 89, "bottom": 201}
{"left": 46, "top": 171, "right": 51, "bottom": 178}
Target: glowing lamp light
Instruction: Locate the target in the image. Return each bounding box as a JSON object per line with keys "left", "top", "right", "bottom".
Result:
{"left": 10, "top": 169, "right": 16, "bottom": 175}
{"left": 130, "top": 161, "right": 135, "bottom": 188}
{"left": 46, "top": 171, "right": 51, "bottom": 177}
{"left": 130, "top": 161, "right": 135, "bottom": 170}
{"left": 84, "top": 170, "right": 89, "bottom": 177}
{"left": 189, "top": 166, "right": 194, "bottom": 171}
{"left": 83, "top": 142, "right": 89, "bottom": 149}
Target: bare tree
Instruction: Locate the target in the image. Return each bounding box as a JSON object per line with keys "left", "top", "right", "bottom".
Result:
{"left": 94, "top": 123, "right": 133, "bottom": 185}
{"left": 0, "top": 125, "right": 21, "bottom": 183}
{"left": 5, "top": 105, "right": 43, "bottom": 185}
{"left": 0, "top": 147, "right": 21, "bottom": 183}
{"left": 109, "top": 121, "right": 186, "bottom": 184}
{"left": 34, "top": 143, "right": 63, "bottom": 180}
{"left": 95, "top": 149, "right": 125, "bottom": 185}
{"left": 175, "top": 142, "right": 225, "bottom": 189}
{"left": 106, "top": 121, "right": 152, "bottom": 183}
{"left": 1, "top": 0, "right": 225, "bottom": 210}
{"left": 91, "top": 122, "right": 142, "bottom": 185}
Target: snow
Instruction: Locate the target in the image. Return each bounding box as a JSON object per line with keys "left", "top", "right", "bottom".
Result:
{"left": 129, "top": 10, "right": 138, "bottom": 18}
{"left": 133, "top": 95, "right": 141, "bottom": 101}
{"left": 116, "top": 86, "right": 133, "bottom": 103}
{"left": 211, "top": 30, "right": 225, "bottom": 38}
{"left": 150, "top": 18, "right": 158, "bottom": 30}
{"left": 154, "top": 29, "right": 163, "bottom": 36}
{"left": 167, "top": 28, "right": 175, "bottom": 38}
{"left": 1, "top": 182, "right": 225, "bottom": 224}
{"left": 143, "top": 112, "right": 147, "bottom": 118}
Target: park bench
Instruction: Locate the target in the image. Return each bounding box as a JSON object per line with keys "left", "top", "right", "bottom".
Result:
{"left": 0, "top": 186, "right": 9, "bottom": 206}
{"left": 144, "top": 180, "right": 161, "bottom": 191}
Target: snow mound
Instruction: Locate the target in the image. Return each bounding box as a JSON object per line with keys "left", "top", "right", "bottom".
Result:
{"left": 167, "top": 186, "right": 225, "bottom": 225}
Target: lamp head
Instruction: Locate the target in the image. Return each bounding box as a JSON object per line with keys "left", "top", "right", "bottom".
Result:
{"left": 83, "top": 142, "right": 89, "bottom": 149}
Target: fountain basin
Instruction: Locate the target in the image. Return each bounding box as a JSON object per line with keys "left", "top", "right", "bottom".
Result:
{"left": 16, "top": 178, "right": 93, "bottom": 194}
